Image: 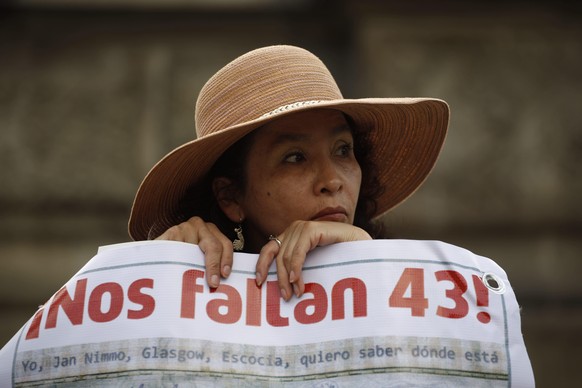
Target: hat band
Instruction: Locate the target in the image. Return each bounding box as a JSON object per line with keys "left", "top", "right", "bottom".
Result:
{"left": 259, "top": 100, "right": 324, "bottom": 119}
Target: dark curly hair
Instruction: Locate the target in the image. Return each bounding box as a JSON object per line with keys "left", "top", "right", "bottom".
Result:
{"left": 179, "top": 112, "right": 386, "bottom": 247}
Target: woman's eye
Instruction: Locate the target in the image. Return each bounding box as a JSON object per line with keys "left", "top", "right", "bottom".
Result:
{"left": 284, "top": 152, "right": 306, "bottom": 163}
{"left": 336, "top": 143, "right": 354, "bottom": 157}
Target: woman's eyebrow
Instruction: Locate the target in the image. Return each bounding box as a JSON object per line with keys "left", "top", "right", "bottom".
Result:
{"left": 270, "top": 132, "right": 309, "bottom": 147}
{"left": 270, "top": 124, "right": 352, "bottom": 147}
{"left": 332, "top": 124, "right": 353, "bottom": 136}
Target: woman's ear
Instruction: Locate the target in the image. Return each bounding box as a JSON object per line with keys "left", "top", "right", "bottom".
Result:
{"left": 212, "top": 177, "right": 244, "bottom": 223}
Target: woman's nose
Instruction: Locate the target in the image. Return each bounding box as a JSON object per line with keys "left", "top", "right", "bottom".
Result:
{"left": 314, "top": 160, "right": 343, "bottom": 194}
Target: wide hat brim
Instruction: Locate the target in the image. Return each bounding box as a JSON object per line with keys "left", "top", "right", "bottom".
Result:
{"left": 128, "top": 97, "right": 449, "bottom": 240}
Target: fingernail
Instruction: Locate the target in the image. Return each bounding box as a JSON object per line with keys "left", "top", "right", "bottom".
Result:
{"left": 289, "top": 270, "right": 296, "bottom": 283}
{"left": 255, "top": 272, "right": 262, "bottom": 287}
{"left": 280, "top": 288, "right": 288, "bottom": 300}
{"left": 223, "top": 265, "right": 231, "bottom": 277}
{"left": 210, "top": 275, "right": 219, "bottom": 288}
{"left": 293, "top": 283, "right": 300, "bottom": 297}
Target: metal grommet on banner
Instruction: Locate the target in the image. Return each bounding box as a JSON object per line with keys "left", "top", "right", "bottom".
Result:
{"left": 481, "top": 272, "right": 506, "bottom": 294}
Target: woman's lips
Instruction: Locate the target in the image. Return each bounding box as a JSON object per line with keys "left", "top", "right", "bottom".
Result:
{"left": 311, "top": 207, "right": 348, "bottom": 222}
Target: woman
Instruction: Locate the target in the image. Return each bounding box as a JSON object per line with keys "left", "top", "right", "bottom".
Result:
{"left": 128, "top": 45, "right": 449, "bottom": 301}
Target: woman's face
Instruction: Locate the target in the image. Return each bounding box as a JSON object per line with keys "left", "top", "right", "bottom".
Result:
{"left": 237, "top": 109, "right": 362, "bottom": 248}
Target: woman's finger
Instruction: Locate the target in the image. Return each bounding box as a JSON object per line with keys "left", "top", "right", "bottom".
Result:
{"left": 276, "top": 251, "right": 292, "bottom": 301}
{"left": 156, "top": 216, "right": 234, "bottom": 289}
{"left": 255, "top": 239, "right": 279, "bottom": 286}
{"left": 282, "top": 223, "right": 310, "bottom": 297}
{"left": 207, "top": 223, "right": 234, "bottom": 279}
{"left": 196, "top": 224, "right": 231, "bottom": 288}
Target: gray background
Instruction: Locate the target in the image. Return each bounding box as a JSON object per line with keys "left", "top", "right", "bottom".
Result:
{"left": 1, "top": 0, "right": 581, "bottom": 386}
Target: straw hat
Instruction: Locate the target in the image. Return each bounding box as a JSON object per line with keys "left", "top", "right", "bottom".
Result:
{"left": 129, "top": 45, "right": 449, "bottom": 240}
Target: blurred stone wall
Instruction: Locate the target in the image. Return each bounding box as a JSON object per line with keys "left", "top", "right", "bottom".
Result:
{"left": 1, "top": 1, "right": 581, "bottom": 386}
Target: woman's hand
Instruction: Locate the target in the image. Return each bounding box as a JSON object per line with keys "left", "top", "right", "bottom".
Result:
{"left": 156, "top": 216, "right": 233, "bottom": 288}
{"left": 255, "top": 221, "right": 372, "bottom": 301}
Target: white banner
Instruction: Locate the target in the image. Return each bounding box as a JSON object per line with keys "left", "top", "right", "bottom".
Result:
{"left": 0, "top": 240, "right": 534, "bottom": 387}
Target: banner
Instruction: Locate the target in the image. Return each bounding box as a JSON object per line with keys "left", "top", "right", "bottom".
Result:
{"left": 0, "top": 240, "right": 534, "bottom": 387}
